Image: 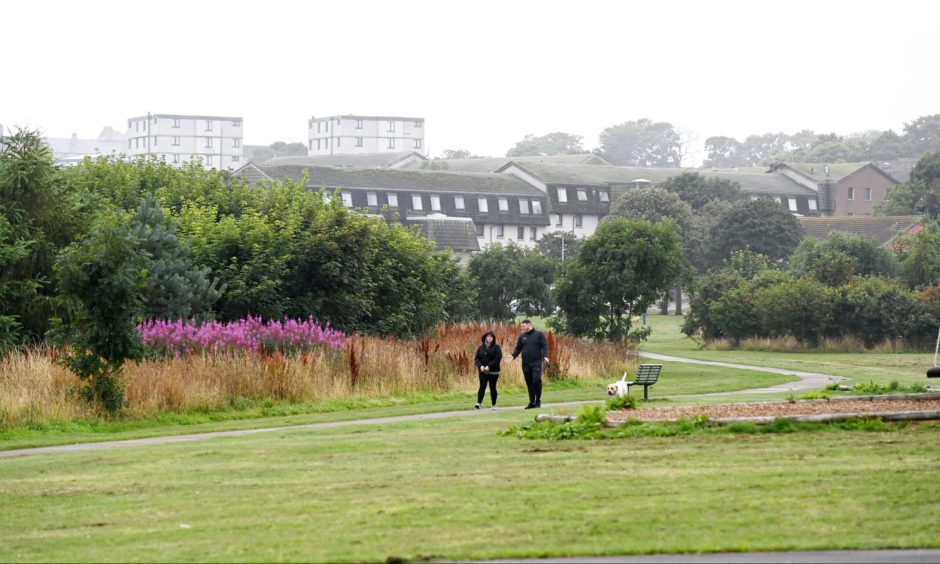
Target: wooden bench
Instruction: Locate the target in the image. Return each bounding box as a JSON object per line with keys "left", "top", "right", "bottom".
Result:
{"left": 627, "top": 364, "right": 662, "bottom": 400}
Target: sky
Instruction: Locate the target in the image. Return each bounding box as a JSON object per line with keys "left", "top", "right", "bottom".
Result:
{"left": 2, "top": 0, "right": 937, "bottom": 165}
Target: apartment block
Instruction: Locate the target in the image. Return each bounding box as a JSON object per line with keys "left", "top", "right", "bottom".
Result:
{"left": 307, "top": 115, "right": 425, "bottom": 156}
{"left": 125, "top": 113, "right": 244, "bottom": 170}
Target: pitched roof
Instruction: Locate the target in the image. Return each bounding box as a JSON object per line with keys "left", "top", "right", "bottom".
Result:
{"left": 783, "top": 162, "right": 872, "bottom": 182}
{"left": 798, "top": 215, "right": 922, "bottom": 246}
{"left": 500, "top": 163, "right": 816, "bottom": 196}
{"left": 265, "top": 151, "right": 426, "bottom": 168}
{"left": 405, "top": 215, "right": 480, "bottom": 252}
{"left": 410, "top": 154, "right": 611, "bottom": 173}
{"left": 240, "top": 163, "right": 547, "bottom": 197}
{"left": 877, "top": 159, "right": 918, "bottom": 184}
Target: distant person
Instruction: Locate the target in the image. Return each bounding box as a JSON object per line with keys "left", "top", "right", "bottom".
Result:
{"left": 474, "top": 330, "right": 502, "bottom": 409}
{"left": 509, "top": 319, "right": 549, "bottom": 409}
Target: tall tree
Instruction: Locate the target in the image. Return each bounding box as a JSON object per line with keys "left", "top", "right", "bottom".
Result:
{"left": 659, "top": 172, "right": 746, "bottom": 211}
{"left": 705, "top": 198, "right": 804, "bottom": 268}
{"left": 438, "top": 149, "right": 472, "bottom": 159}
{"left": 246, "top": 141, "right": 308, "bottom": 162}
{"left": 598, "top": 119, "right": 682, "bottom": 167}
{"left": 703, "top": 136, "right": 744, "bottom": 168}
{"left": 467, "top": 244, "right": 524, "bottom": 320}
{"left": 880, "top": 152, "right": 940, "bottom": 216}
{"left": 902, "top": 114, "right": 940, "bottom": 155}
{"left": 554, "top": 219, "right": 683, "bottom": 340}
{"left": 506, "top": 132, "right": 584, "bottom": 157}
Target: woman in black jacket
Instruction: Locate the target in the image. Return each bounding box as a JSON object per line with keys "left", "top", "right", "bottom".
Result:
{"left": 474, "top": 331, "right": 502, "bottom": 409}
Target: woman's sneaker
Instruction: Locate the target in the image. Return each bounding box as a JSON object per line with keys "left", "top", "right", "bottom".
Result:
{"left": 474, "top": 403, "right": 481, "bottom": 409}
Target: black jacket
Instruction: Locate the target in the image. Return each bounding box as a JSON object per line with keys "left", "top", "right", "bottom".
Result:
{"left": 512, "top": 329, "right": 548, "bottom": 365}
{"left": 475, "top": 331, "right": 502, "bottom": 375}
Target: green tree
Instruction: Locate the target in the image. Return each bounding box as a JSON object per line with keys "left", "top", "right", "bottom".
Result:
{"left": 467, "top": 244, "right": 524, "bottom": 320}
{"left": 516, "top": 250, "right": 556, "bottom": 316}
{"left": 535, "top": 231, "right": 580, "bottom": 262}
{"left": 705, "top": 198, "right": 804, "bottom": 268}
{"left": 598, "top": 119, "right": 682, "bottom": 167}
{"left": 506, "top": 132, "right": 584, "bottom": 157}
{"left": 246, "top": 141, "right": 308, "bottom": 163}
{"left": 902, "top": 114, "right": 940, "bottom": 154}
{"left": 130, "top": 197, "right": 224, "bottom": 320}
{"left": 703, "top": 136, "right": 745, "bottom": 168}
{"left": 659, "top": 172, "right": 746, "bottom": 211}
{"left": 790, "top": 232, "right": 899, "bottom": 282}
{"left": 898, "top": 223, "right": 940, "bottom": 288}
{"left": 554, "top": 219, "right": 683, "bottom": 340}
{"left": 0, "top": 210, "right": 37, "bottom": 350}
{"left": 438, "top": 149, "right": 472, "bottom": 159}
{"left": 879, "top": 152, "right": 940, "bottom": 216}
{"left": 55, "top": 216, "right": 146, "bottom": 412}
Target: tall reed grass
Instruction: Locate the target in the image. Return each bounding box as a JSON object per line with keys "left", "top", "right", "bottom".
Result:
{"left": 0, "top": 321, "right": 637, "bottom": 429}
{"left": 703, "top": 335, "right": 925, "bottom": 354}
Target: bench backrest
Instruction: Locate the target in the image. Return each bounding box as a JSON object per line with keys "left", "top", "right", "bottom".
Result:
{"left": 635, "top": 364, "right": 662, "bottom": 385}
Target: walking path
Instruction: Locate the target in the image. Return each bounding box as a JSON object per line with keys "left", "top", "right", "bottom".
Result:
{"left": 0, "top": 353, "right": 845, "bottom": 459}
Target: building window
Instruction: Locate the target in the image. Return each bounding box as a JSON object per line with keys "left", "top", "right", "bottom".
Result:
{"left": 430, "top": 195, "right": 441, "bottom": 211}
{"left": 454, "top": 196, "right": 465, "bottom": 210}
{"left": 128, "top": 139, "right": 132, "bottom": 149}
{"left": 206, "top": 155, "right": 213, "bottom": 167}
{"left": 309, "top": 140, "right": 313, "bottom": 150}
{"left": 478, "top": 198, "right": 488, "bottom": 213}
{"left": 415, "top": 139, "right": 422, "bottom": 149}
{"left": 356, "top": 119, "right": 363, "bottom": 129}
{"left": 575, "top": 214, "right": 583, "bottom": 228}
{"left": 316, "top": 122, "right": 321, "bottom": 133}
{"left": 557, "top": 188, "right": 568, "bottom": 203}
{"left": 865, "top": 187, "right": 872, "bottom": 201}
{"left": 517, "top": 226, "right": 525, "bottom": 240}
{"left": 341, "top": 192, "right": 353, "bottom": 207}
{"left": 135, "top": 121, "right": 139, "bottom": 132}
{"left": 475, "top": 223, "right": 484, "bottom": 237}
{"left": 411, "top": 195, "right": 422, "bottom": 210}
{"left": 387, "top": 121, "right": 395, "bottom": 132}
{"left": 808, "top": 199, "right": 818, "bottom": 211}
{"left": 496, "top": 225, "right": 504, "bottom": 238}
{"left": 599, "top": 191, "right": 610, "bottom": 202}
{"left": 232, "top": 120, "right": 241, "bottom": 127}
{"left": 356, "top": 137, "right": 363, "bottom": 147}
{"left": 134, "top": 138, "right": 139, "bottom": 149}
{"left": 367, "top": 193, "right": 378, "bottom": 207}
{"left": 498, "top": 198, "right": 509, "bottom": 212}
{"left": 577, "top": 189, "right": 588, "bottom": 201}
{"left": 788, "top": 198, "right": 798, "bottom": 211}
{"left": 847, "top": 187, "right": 855, "bottom": 200}
{"left": 316, "top": 139, "right": 321, "bottom": 151}
{"left": 324, "top": 122, "right": 329, "bottom": 132}
{"left": 173, "top": 119, "right": 181, "bottom": 128}
{"left": 173, "top": 154, "right": 180, "bottom": 164}
{"left": 233, "top": 138, "right": 241, "bottom": 148}
{"left": 336, "top": 137, "right": 341, "bottom": 147}
{"left": 532, "top": 200, "right": 543, "bottom": 215}
{"left": 232, "top": 156, "right": 240, "bottom": 162}
{"left": 387, "top": 193, "right": 398, "bottom": 207}
{"left": 205, "top": 137, "right": 213, "bottom": 148}
{"left": 387, "top": 138, "right": 395, "bottom": 149}
{"left": 152, "top": 136, "right": 157, "bottom": 146}
{"left": 336, "top": 117, "right": 340, "bottom": 124}
{"left": 519, "top": 199, "right": 530, "bottom": 214}
{"left": 414, "top": 121, "right": 423, "bottom": 127}
{"left": 554, "top": 214, "right": 562, "bottom": 227}
{"left": 529, "top": 226, "right": 537, "bottom": 241}
{"left": 206, "top": 121, "right": 213, "bottom": 132}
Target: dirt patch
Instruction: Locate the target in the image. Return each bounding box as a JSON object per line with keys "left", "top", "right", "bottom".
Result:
{"left": 607, "top": 397, "right": 940, "bottom": 423}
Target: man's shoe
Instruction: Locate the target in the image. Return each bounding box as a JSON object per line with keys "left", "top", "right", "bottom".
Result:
{"left": 534, "top": 402, "right": 541, "bottom": 408}
{"left": 524, "top": 403, "right": 536, "bottom": 409}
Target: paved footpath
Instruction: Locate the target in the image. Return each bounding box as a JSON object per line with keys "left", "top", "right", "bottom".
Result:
{"left": 0, "top": 353, "right": 844, "bottom": 459}
{"left": 481, "top": 548, "right": 940, "bottom": 563}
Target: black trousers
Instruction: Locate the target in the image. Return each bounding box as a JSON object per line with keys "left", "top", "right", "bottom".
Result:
{"left": 477, "top": 373, "right": 499, "bottom": 405}
{"left": 522, "top": 362, "right": 543, "bottom": 405}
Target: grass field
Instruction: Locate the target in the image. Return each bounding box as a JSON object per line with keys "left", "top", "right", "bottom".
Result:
{"left": 640, "top": 314, "right": 938, "bottom": 387}
{"left": 2, "top": 411, "right": 938, "bottom": 562}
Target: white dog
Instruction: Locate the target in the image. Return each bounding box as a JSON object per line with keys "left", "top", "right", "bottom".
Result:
{"left": 606, "top": 373, "right": 631, "bottom": 399}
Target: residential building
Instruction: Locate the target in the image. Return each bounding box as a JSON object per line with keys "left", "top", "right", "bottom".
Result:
{"left": 44, "top": 127, "right": 126, "bottom": 165}
{"left": 125, "top": 113, "right": 244, "bottom": 170}
{"left": 307, "top": 115, "right": 425, "bottom": 156}
{"left": 772, "top": 162, "right": 898, "bottom": 216}
{"left": 234, "top": 163, "right": 551, "bottom": 259}
{"left": 403, "top": 153, "right": 612, "bottom": 172}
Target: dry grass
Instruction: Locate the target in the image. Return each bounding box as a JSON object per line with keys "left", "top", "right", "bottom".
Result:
{"left": 0, "top": 322, "right": 637, "bottom": 428}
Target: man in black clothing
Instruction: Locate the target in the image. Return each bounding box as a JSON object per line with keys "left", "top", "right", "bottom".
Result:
{"left": 509, "top": 319, "right": 549, "bottom": 409}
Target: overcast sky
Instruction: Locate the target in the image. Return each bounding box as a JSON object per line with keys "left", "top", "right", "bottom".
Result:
{"left": 3, "top": 0, "right": 936, "bottom": 165}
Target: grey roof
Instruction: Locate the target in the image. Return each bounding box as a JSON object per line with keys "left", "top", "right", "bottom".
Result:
{"left": 411, "top": 153, "right": 611, "bottom": 173}
{"left": 129, "top": 113, "right": 242, "bottom": 121}
{"left": 798, "top": 216, "right": 922, "bottom": 246}
{"left": 500, "top": 162, "right": 817, "bottom": 196}
{"left": 310, "top": 114, "right": 423, "bottom": 123}
{"left": 877, "top": 159, "right": 918, "bottom": 184}
{"left": 405, "top": 215, "right": 480, "bottom": 252}
{"left": 266, "top": 151, "right": 426, "bottom": 168}
{"left": 240, "top": 162, "right": 547, "bottom": 197}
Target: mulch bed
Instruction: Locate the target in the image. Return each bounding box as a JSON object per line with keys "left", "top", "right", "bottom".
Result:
{"left": 607, "top": 396, "right": 940, "bottom": 424}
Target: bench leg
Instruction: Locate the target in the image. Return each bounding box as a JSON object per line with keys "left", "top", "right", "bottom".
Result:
{"left": 643, "top": 385, "right": 649, "bottom": 401}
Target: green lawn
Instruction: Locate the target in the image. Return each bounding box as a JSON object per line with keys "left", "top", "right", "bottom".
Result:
{"left": 640, "top": 314, "right": 938, "bottom": 387}
{"left": 2, "top": 412, "right": 938, "bottom": 562}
